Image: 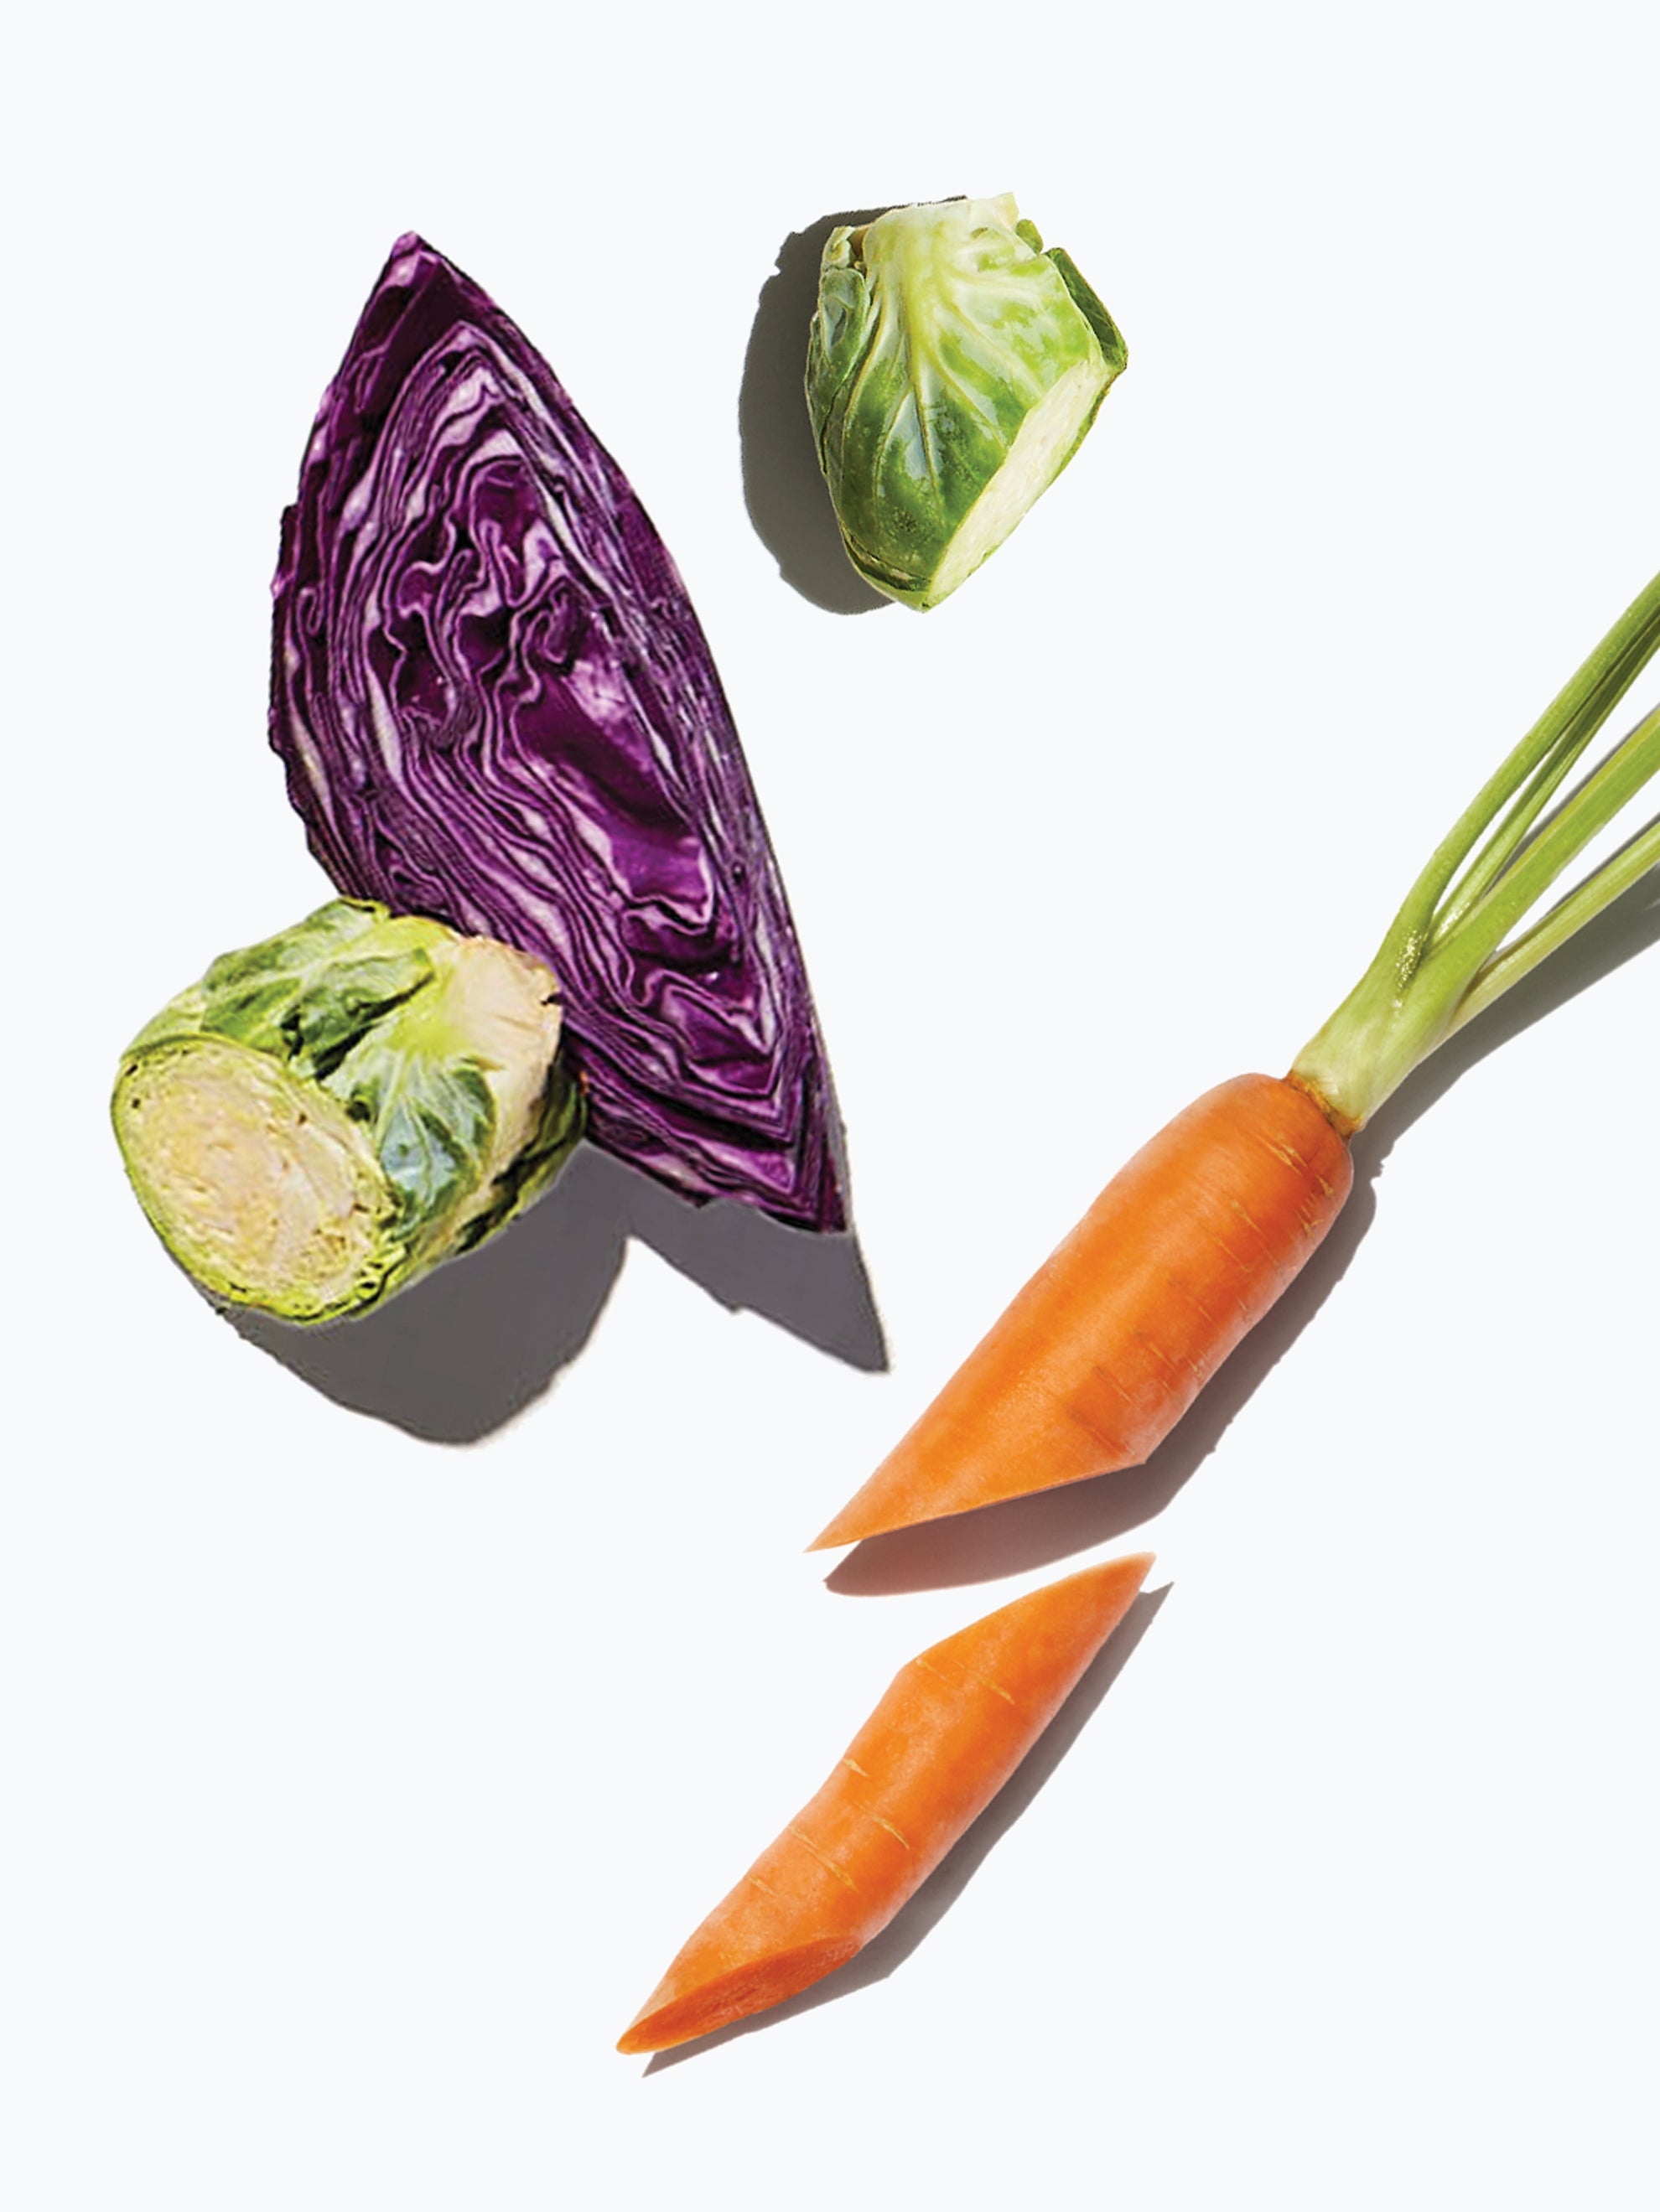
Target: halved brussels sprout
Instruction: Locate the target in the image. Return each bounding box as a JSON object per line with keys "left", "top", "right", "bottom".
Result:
{"left": 112, "top": 900, "right": 584, "bottom": 1323}
{"left": 807, "top": 194, "right": 1127, "bottom": 609}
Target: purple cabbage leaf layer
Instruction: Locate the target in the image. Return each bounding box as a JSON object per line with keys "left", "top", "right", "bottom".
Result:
{"left": 271, "top": 235, "right": 845, "bottom": 1231}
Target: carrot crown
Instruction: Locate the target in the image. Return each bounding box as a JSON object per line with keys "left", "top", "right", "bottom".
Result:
{"left": 1292, "top": 566, "right": 1660, "bottom": 1131}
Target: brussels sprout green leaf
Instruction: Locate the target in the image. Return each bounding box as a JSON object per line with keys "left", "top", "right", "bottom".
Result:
{"left": 806, "top": 194, "right": 1127, "bottom": 609}
{"left": 112, "top": 900, "right": 584, "bottom": 1324}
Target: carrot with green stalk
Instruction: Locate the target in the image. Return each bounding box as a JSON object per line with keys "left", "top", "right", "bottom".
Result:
{"left": 812, "top": 565, "right": 1660, "bottom": 1551}
{"left": 618, "top": 1552, "right": 1154, "bottom": 2054}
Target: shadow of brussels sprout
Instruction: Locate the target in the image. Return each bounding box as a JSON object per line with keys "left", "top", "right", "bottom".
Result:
{"left": 739, "top": 205, "right": 898, "bottom": 615}
{"left": 226, "top": 1143, "right": 888, "bottom": 1443}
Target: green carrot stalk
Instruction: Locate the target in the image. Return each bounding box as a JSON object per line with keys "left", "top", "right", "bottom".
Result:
{"left": 1290, "top": 568, "right": 1660, "bottom": 1132}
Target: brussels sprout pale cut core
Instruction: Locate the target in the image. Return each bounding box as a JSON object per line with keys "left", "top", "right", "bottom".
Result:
{"left": 112, "top": 900, "right": 585, "bottom": 1324}
{"left": 807, "top": 194, "right": 1128, "bottom": 609}
{"left": 116, "top": 1041, "right": 386, "bottom": 1318}
{"left": 925, "top": 353, "right": 1107, "bottom": 606}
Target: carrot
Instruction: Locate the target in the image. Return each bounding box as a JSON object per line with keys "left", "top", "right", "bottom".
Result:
{"left": 812, "top": 563, "right": 1660, "bottom": 1550}
{"left": 616, "top": 1551, "right": 1154, "bottom": 2055}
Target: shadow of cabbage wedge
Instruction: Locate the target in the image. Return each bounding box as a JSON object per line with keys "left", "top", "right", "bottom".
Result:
{"left": 224, "top": 1139, "right": 888, "bottom": 1443}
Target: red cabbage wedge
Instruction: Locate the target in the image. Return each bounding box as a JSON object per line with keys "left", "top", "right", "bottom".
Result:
{"left": 272, "top": 236, "right": 844, "bottom": 1231}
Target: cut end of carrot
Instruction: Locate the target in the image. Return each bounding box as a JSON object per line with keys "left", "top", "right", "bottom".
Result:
{"left": 914, "top": 1551, "right": 1156, "bottom": 1702}
{"left": 806, "top": 1495, "right": 891, "bottom": 1552}
{"left": 806, "top": 1463, "right": 1105, "bottom": 1552}
{"left": 806, "top": 1484, "right": 983, "bottom": 1552}
{"left": 616, "top": 1936, "right": 861, "bottom": 2056}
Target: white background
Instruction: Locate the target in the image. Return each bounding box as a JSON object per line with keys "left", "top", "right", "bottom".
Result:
{"left": 5, "top": 4, "right": 1657, "bottom": 2205}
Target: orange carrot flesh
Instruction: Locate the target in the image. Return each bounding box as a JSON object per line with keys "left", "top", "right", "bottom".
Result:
{"left": 616, "top": 1552, "right": 1154, "bottom": 2055}
{"left": 812, "top": 1074, "right": 1351, "bottom": 1551}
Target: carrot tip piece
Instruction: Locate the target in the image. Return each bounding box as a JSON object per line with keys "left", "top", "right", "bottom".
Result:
{"left": 619, "top": 1552, "right": 1158, "bottom": 2059}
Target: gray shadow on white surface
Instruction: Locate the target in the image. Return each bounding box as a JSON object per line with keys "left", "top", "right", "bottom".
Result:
{"left": 739, "top": 206, "right": 895, "bottom": 614}
{"left": 640, "top": 1582, "right": 1169, "bottom": 2071}
{"left": 822, "top": 863, "right": 1660, "bottom": 1593}
{"left": 227, "top": 1142, "right": 886, "bottom": 1442}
